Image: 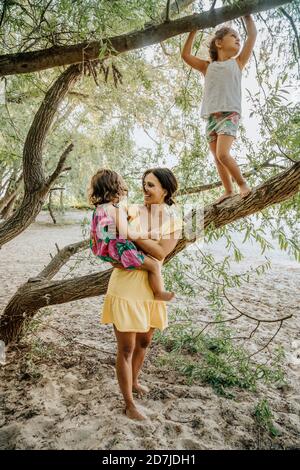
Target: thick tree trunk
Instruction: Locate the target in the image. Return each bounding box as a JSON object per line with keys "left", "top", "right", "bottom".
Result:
{"left": 0, "top": 0, "right": 291, "bottom": 76}
{"left": 0, "top": 162, "right": 298, "bottom": 344}
{"left": 0, "top": 65, "right": 79, "bottom": 247}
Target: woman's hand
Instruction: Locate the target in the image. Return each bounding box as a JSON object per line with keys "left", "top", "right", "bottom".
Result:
{"left": 109, "top": 262, "right": 143, "bottom": 271}
{"left": 109, "top": 262, "right": 125, "bottom": 269}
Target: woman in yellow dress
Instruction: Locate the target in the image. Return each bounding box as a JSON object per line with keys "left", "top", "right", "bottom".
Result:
{"left": 101, "top": 168, "right": 182, "bottom": 420}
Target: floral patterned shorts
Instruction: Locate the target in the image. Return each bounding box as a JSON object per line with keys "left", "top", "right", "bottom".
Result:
{"left": 206, "top": 111, "right": 240, "bottom": 143}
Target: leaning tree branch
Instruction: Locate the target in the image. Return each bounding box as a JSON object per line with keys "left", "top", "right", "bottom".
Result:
{"left": 59, "top": 166, "right": 72, "bottom": 174}
{"left": 0, "top": 65, "right": 81, "bottom": 248}
{"left": 22, "top": 66, "right": 80, "bottom": 192}
{"left": 165, "top": 0, "right": 172, "bottom": 22}
{"left": 0, "top": 0, "right": 292, "bottom": 76}
{"left": 167, "top": 161, "right": 299, "bottom": 260}
{"left": 0, "top": 161, "right": 298, "bottom": 344}
{"left": 210, "top": 0, "right": 217, "bottom": 11}
{"left": 35, "top": 239, "right": 89, "bottom": 280}
{"left": 0, "top": 0, "right": 8, "bottom": 29}
{"left": 177, "top": 160, "right": 285, "bottom": 196}
{"left": 0, "top": 236, "right": 90, "bottom": 342}
{"left": 45, "top": 143, "right": 74, "bottom": 188}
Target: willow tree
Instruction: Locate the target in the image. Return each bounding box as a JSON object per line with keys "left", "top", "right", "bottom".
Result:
{"left": 0, "top": 0, "right": 299, "bottom": 342}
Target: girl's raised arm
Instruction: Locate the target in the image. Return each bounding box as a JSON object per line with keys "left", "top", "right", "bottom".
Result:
{"left": 236, "top": 15, "right": 257, "bottom": 70}
{"left": 181, "top": 31, "right": 209, "bottom": 76}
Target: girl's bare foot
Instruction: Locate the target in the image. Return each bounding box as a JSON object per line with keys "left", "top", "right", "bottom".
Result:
{"left": 133, "top": 383, "right": 150, "bottom": 397}
{"left": 124, "top": 404, "right": 146, "bottom": 420}
{"left": 154, "top": 291, "right": 174, "bottom": 301}
{"left": 213, "top": 191, "right": 235, "bottom": 205}
{"left": 239, "top": 183, "right": 251, "bottom": 198}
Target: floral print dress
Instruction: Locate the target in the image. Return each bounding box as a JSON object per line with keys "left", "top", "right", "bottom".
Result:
{"left": 90, "top": 203, "right": 145, "bottom": 269}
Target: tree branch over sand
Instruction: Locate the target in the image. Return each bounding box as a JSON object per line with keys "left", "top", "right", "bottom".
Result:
{"left": 0, "top": 1, "right": 194, "bottom": 246}
{"left": 177, "top": 161, "right": 286, "bottom": 196}
{"left": 0, "top": 0, "right": 292, "bottom": 76}
{"left": 0, "top": 161, "right": 298, "bottom": 344}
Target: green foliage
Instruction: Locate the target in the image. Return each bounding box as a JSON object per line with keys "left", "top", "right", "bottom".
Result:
{"left": 155, "top": 315, "right": 286, "bottom": 397}
{"left": 161, "top": 243, "right": 287, "bottom": 398}
{"left": 0, "top": 0, "right": 165, "bottom": 53}
{"left": 0, "top": 5, "right": 297, "bottom": 418}
{"left": 254, "top": 399, "right": 280, "bottom": 437}
{"left": 0, "top": 1, "right": 298, "bottom": 334}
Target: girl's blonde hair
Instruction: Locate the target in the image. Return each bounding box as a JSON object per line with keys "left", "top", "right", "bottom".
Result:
{"left": 209, "top": 27, "right": 237, "bottom": 61}
{"left": 88, "top": 168, "right": 127, "bottom": 207}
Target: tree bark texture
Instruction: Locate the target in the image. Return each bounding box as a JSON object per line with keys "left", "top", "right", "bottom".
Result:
{"left": 0, "top": 66, "right": 79, "bottom": 247}
{"left": 0, "top": 1, "right": 291, "bottom": 76}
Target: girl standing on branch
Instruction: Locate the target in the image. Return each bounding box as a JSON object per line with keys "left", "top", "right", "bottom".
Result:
{"left": 182, "top": 15, "right": 257, "bottom": 204}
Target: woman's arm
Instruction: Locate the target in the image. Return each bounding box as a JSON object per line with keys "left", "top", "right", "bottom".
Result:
{"left": 236, "top": 15, "right": 257, "bottom": 70}
{"left": 134, "top": 238, "right": 165, "bottom": 260}
{"left": 181, "top": 31, "right": 209, "bottom": 76}
{"left": 135, "top": 230, "right": 180, "bottom": 261}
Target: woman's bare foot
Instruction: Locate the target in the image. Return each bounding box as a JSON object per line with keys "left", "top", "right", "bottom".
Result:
{"left": 133, "top": 383, "right": 150, "bottom": 397}
{"left": 213, "top": 191, "right": 235, "bottom": 205}
{"left": 154, "top": 291, "right": 174, "bottom": 301}
{"left": 239, "top": 183, "right": 251, "bottom": 198}
{"left": 124, "top": 404, "right": 146, "bottom": 420}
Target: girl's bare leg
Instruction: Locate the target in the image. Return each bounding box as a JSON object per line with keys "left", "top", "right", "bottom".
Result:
{"left": 113, "top": 326, "right": 146, "bottom": 420}
{"left": 216, "top": 135, "right": 251, "bottom": 198}
{"left": 142, "top": 256, "right": 174, "bottom": 301}
{"left": 132, "top": 328, "right": 155, "bottom": 396}
{"left": 210, "top": 139, "right": 235, "bottom": 204}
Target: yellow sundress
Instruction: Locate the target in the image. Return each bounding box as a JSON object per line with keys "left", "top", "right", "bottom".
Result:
{"left": 100, "top": 204, "right": 182, "bottom": 332}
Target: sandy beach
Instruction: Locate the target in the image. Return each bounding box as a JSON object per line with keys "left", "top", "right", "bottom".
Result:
{"left": 0, "top": 210, "right": 299, "bottom": 450}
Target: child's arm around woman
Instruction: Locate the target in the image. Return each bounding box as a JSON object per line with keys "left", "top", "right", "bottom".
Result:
{"left": 106, "top": 203, "right": 158, "bottom": 241}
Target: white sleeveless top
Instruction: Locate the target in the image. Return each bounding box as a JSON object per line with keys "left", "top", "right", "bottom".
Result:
{"left": 200, "top": 58, "right": 242, "bottom": 118}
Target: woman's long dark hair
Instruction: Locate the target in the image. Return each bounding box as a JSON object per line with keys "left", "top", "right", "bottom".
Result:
{"left": 142, "top": 168, "right": 178, "bottom": 206}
